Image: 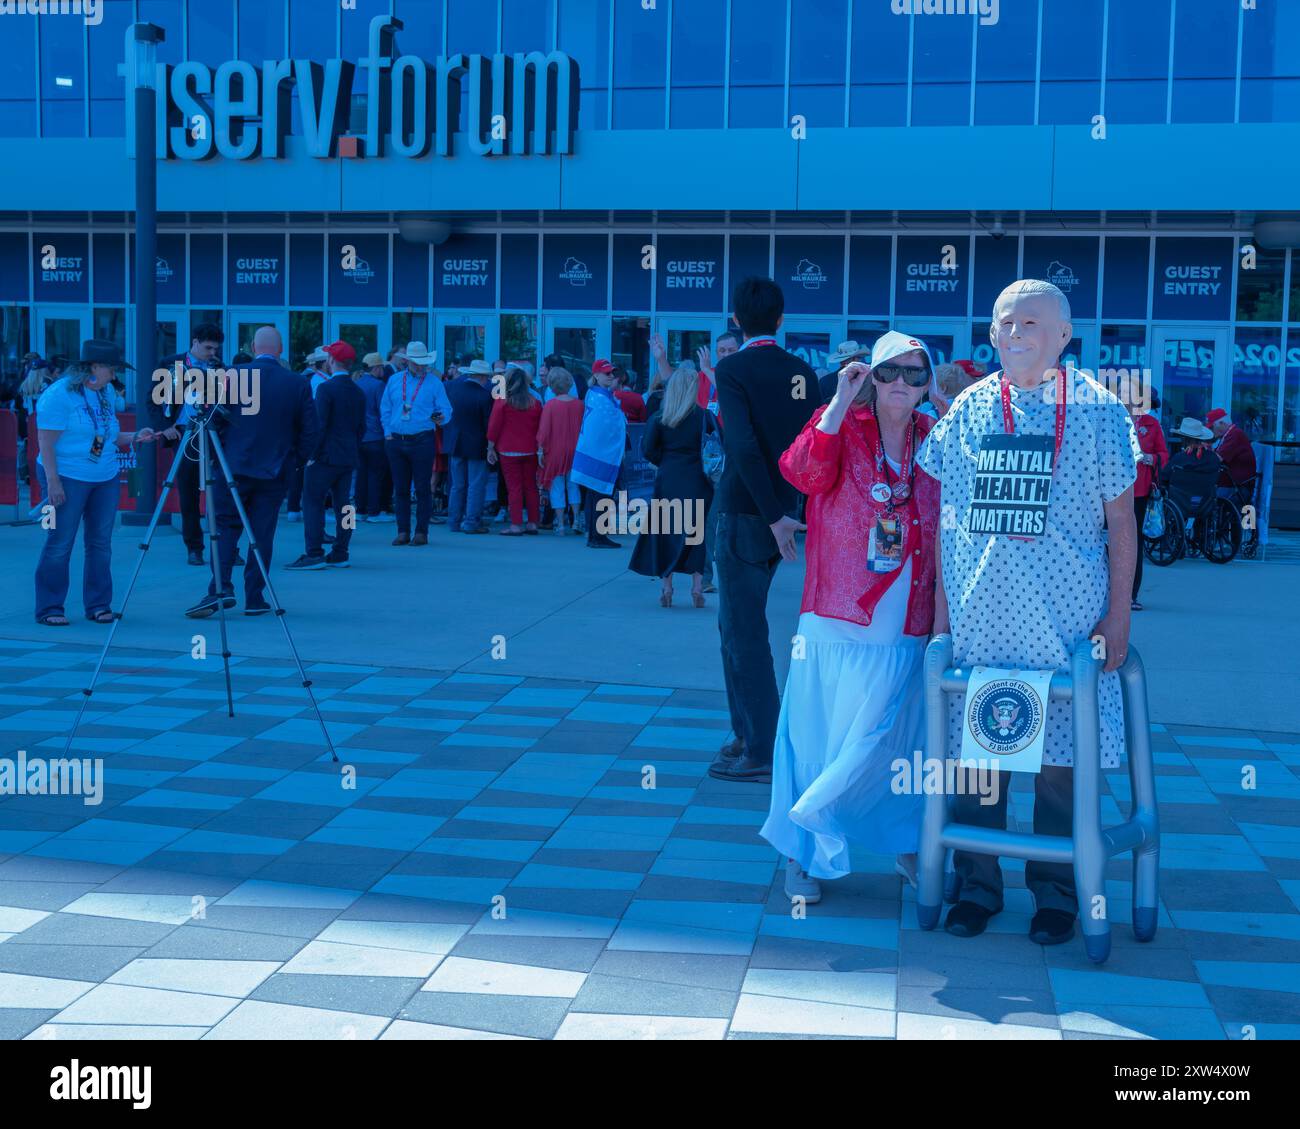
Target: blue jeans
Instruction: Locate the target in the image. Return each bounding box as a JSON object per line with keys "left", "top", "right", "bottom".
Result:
{"left": 35, "top": 476, "right": 118, "bottom": 619}
{"left": 448, "top": 456, "right": 488, "bottom": 531}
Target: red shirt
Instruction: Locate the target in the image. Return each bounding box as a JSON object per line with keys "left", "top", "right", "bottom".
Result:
{"left": 1132, "top": 413, "right": 1169, "bottom": 498}
{"left": 613, "top": 388, "right": 646, "bottom": 423}
{"left": 487, "top": 398, "right": 542, "bottom": 454}
{"left": 780, "top": 406, "right": 939, "bottom": 635}
{"left": 537, "top": 397, "right": 584, "bottom": 486}
{"left": 1215, "top": 424, "right": 1256, "bottom": 489}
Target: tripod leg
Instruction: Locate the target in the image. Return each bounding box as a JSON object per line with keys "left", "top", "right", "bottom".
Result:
{"left": 62, "top": 426, "right": 189, "bottom": 756}
{"left": 198, "top": 426, "right": 238, "bottom": 718}
{"left": 207, "top": 432, "right": 339, "bottom": 763}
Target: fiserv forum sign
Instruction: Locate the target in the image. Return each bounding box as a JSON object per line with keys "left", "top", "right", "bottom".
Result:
{"left": 124, "top": 16, "right": 579, "bottom": 161}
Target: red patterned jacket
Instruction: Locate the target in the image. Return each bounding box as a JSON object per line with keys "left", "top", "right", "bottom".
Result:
{"left": 780, "top": 405, "right": 939, "bottom": 635}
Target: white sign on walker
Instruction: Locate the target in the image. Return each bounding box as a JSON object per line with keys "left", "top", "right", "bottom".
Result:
{"left": 960, "top": 667, "right": 1054, "bottom": 774}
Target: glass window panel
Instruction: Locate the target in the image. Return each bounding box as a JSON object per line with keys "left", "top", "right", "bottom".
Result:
{"left": 789, "top": 0, "right": 846, "bottom": 126}
{"left": 1040, "top": 0, "right": 1102, "bottom": 124}
{"left": 671, "top": 86, "right": 723, "bottom": 129}
{"left": 611, "top": 316, "right": 650, "bottom": 391}
{"left": 1101, "top": 324, "right": 1148, "bottom": 375}
{"left": 140, "top": 0, "right": 185, "bottom": 65}
{"left": 730, "top": 0, "right": 785, "bottom": 89}
{"left": 1241, "top": 78, "right": 1300, "bottom": 124}
{"left": 849, "top": 0, "right": 907, "bottom": 125}
{"left": 1237, "top": 246, "right": 1286, "bottom": 322}
{"left": 393, "top": 0, "right": 443, "bottom": 57}
{"left": 1232, "top": 328, "right": 1281, "bottom": 443}
{"left": 289, "top": 312, "right": 323, "bottom": 371}
{"left": 672, "top": 0, "right": 724, "bottom": 86}
{"left": 447, "top": 0, "right": 498, "bottom": 54}
{"left": 730, "top": 85, "right": 783, "bottom": 128}
{"left": 0, "top": 16, "right": 36, "bottom": 136}
{"left": 188, "top": 0, "right": 235, "bottom": 66}
{"left": 850, "top": 83, "right": 906, "bottom": 127}
{"left": 1105, "top": 81, "right": 1168, "bottom": 125}
{"left": 239, "top": 0, "right": 287, "bottom": 62}
{"left": 90, "top": 0, "right": 134, "bottom": 98}
{"left": 1282, "top": 330, "right": 1300, "bottom": 458}
{"left": 94, "top": 308, "right": 127, "bottom": 351}
{"left": 974, "top": 0, "right": 1037, "bottom": 125}
{"left": 1107, "top": 0, "right": 1171, "bottom": 79}
{"left": 501, "top": 314, "right": 538, "bottom": 371}
{"left": 912, "top": 83, "right": 970, "bottom": 127}
{"left": 1157, "top": 334, "right": 1218, "bottom": 431}
{"left": 1241, "top": 2, "right": 1300, "bottom": 123}
{"left": 1171, "top": 0, "right": 1237, "bottom": 123}
{"left": 91, "top": 100, "right": 125, "bottom": 137}
{"left": 503, "top": 0, "right": 552, "bottom": 54}
{"left": 40, "top": 15, "right": 84, "bottom": 137}
{"left": 1103, "top": 237, "right": 1151, "bottom": 320}
{"left": 559, "top": 0, "right": 611, "bottom": 130}
{"left": 613, "top": 0, "right": 665, "bottom": 128}
{"left": 290, "top": 0, "right": 337, "bottom": 57}
{"left": 911, "top": 13, "right": 971, "bottom": 125}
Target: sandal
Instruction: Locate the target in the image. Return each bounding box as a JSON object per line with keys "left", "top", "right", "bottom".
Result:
{"left": 691, "top": 589, "right": 705, "bottom": 609}
{"left": 37, "top": 614, "right": 69, "bottom": 627}
{"left": 86, "top": 610, "right": 115, "bottom": 624}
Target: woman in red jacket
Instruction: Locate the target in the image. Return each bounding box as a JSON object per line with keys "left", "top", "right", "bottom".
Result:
{"left": 760, "top": 332, "right": 941, "bottom": 906}
{"left": 488, "top": 368, "right": 543, "bottom": 535}
{"left": 1129, "top": 389, "right": 1168, "bottom": 611}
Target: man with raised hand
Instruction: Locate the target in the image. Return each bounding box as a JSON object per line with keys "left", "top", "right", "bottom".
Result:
{"left": 917, "top": 279, "right": 1141, "bottom": 947}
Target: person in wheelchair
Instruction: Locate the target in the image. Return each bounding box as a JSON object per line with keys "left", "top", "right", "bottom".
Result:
{"left": 1160, "top": 417, "right": 1222, "bottom": 522}
{"left": 1206, "top": 407, "right": 1257, "bottom": 503}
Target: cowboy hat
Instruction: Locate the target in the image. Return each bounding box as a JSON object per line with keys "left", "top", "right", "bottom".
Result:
{"left": 826, "top": 340, "right": 869, "bottom": 367}
{"left": 1172, "top": 416, "right": 1214, "bottom": 442}
{"left": 361, "top": 352, "right": 384, "bottom": 368}
{"left": 305, "top": 346, "right": 329, "bottom": 364}
{"left": 464, "top": 359, "right": 494, "bottom": 376}
{"left": 404, "top": 341, "right": 436, "bottom": 366}
{"left": 79, "top": 339, "right": 134, "bottom": 369}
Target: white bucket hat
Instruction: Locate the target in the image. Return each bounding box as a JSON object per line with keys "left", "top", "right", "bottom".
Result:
{"left": 826, "top": 340, "right": 869, "bottom": 367}
{"left": 1172, "top": 416, "right": 1214, "bottom": 442}
{"left": 404, "top": 341, "right": 436, "bottom": 366}
{"left": 870, "top": 330, "right": 935, "bottom": 372}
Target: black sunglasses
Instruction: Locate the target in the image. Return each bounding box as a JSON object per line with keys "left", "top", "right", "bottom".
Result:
{"left": 873, "top": 362, "right": 931, "bottom": 388}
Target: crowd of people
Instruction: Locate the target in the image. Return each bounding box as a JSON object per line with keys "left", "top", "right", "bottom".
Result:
{"left": 19, "top": 269, "right": 1262, "bottom": 952}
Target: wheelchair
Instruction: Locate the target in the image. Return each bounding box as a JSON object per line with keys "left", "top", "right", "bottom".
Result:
{"left": 1144, "top": 460, "right": 1241, "bottom": 566}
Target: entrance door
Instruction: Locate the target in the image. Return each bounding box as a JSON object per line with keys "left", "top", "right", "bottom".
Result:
{"left": 436, "top": 312, "right": 495, "bottom": 372}
{"left": 780, "top": 319, "right": 836, "bottom": 371}
{"left": 36, "top": 309, "right": 89, "bottom": 367}
{"left": 656, "top": 315, "right": 729, "bottom": 370}
{"left": 898, "top": 320, "right": 965, "bottom": 367}
{"left": 544, "top": 315, "right": 606, "bottom": 389}
{"left": 228, "top": 310, "right": 290, "bottom": 363}
{"left": 1151, "top": 326, "right": 1230, "bottom": 432}
{"left": 328, "top": 312, "right": 384, "bottom": 366}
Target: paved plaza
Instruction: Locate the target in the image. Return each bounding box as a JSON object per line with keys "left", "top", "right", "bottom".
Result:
{"left": 0, "top": 520, "right": 1298, "bottom": 1040}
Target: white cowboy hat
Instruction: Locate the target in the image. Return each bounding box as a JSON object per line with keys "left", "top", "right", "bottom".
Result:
{"left": 464, "top": 359, "right": 493, "bottom": 376}
{"left": 826, "top": 340, "right": 869, "bottom": 367}
{"left": 305, "top": 346, "right": 329, "bottom": 364}
{"left": 1172, "top": 416, "right": 1214, "bottom": 442}
{"left": 404, "top": 341, "right": 436, "bottom": 366}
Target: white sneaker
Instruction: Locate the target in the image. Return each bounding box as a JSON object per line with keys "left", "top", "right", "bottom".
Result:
{"left": 784, "top": 858, "right": 822, "bottom": 904}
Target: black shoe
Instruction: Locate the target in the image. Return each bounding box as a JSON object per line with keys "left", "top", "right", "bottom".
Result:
{"left": 244, "top": 600, "right": 272, "bottom": 617}
{"left": 1029, "top": 907, "right": 1076, "bottom": 946}
{"left": 392, "top": 533, "right": 411, "bottom": 546}
{"left": 586, "top": 537, "right": 621, "bottom": 549}
{"left": 186, "top": 549, "right": 205, "bottom": 567}
{"left": 944, "top": 901, "right": 997, "bottom": 938}
{"left": 325, "top": 552, "right": 350, "bottom": 568}
{"left": 285, "top": 554, "right": 327, "bottom": 571}
{"left": 411, "top": 533, "right": 428, "bottom": 546}
{"left": 463, "top": 525, "right": 489, "bottom": 535}
{"left": 707, "top": 738, "right": 745, "bottom": 776}
{"left": 707, "top": 753, "right": 771, "bottom": 783}
{"left": 185, "top": 591, "right": 235, "bottom": 619}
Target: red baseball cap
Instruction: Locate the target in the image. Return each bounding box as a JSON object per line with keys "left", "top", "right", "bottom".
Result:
{"left": 592, "top": 359, "right": 615, "bottom": 374}
{"left": 1205, "top": 408, "right": 1227, "bottom": 425}
{"left": 324, "top": 341, "right": 356, "bottom": 364}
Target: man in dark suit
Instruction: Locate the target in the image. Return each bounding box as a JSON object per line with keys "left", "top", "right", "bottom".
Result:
{"left": 185, "top": 326, "right": 318, "bottom": 619}
{"left": 708, "top": 277, "right": 818, "bottom": 784}
{"left": 287, "top": 341, "right": 367, "bottom": 570}
{"left": 442, "top": 358, "right": 495, "bottom": 534}
{"left": 153, "top": 323, "right": 224, "bottom": 566}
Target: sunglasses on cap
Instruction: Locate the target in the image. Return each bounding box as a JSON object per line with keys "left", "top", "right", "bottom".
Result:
{"left": 873, "top": 361, "right": 931, "bottom": 388}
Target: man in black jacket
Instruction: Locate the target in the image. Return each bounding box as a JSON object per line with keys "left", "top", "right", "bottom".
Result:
{"left": 154, "top": 323, "right": 224, "bottom": 566}
{"left": 186, "top": 326, "right": 319, "bottom": 619}
{"left": 442, "top": 359, "right": 495, "bottom": 533}
{"left": 287, "top": 341, "right": 367, "bottom": 570}
{"left": 708, "top": 277, "right": 817, "bottom": 784}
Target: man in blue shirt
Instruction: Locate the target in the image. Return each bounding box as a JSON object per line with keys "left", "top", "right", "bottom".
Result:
{"left": 380, "top": 341, "right": 453, "bottom": 546}
{"left": 356, "top": 352, "right": 390, "bottom": 522}
{"left": 185, "top": 326, "right": 318, "bottom": 619}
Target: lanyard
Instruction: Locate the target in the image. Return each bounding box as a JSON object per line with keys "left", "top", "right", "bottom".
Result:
{"left": 741, "top": 337, "right": 777, "bottom": 349}
{"left": 870, "top": 412, "right": 917, "bottom": 513}
{"left": 81, "top": 388, "right": 110, "bottom": 436}
{"left": 401, "top": 372, "right": 426, "bottom": 407}
{"left": 1000, "top": 368, "right": 1066, "bottom": 471}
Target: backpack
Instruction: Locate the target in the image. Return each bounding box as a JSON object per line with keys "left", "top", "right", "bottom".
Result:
{"left": 700, "top": 406, "right": 724, "bottom": 484}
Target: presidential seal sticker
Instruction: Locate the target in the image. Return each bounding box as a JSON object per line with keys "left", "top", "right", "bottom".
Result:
{"left": 960, "top": 667, "right": 1054, "bottom": 774}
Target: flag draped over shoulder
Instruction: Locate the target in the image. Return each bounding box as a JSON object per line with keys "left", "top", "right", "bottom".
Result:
{"left": 570, "top": 385, "right": 627, "bottom": 494}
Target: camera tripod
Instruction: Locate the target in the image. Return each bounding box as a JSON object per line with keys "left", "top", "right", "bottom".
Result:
{"left": 63, "top": 408, "right": 338, "bottom": 762}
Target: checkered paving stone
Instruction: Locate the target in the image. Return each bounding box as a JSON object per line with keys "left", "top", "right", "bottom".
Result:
{"left": 1, "top": 641, "right": 1298, "bottom": 1040}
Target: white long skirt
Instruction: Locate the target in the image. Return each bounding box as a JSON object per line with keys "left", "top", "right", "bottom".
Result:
{"left": 760, "top": 563, "right": 927, "bottom": 880}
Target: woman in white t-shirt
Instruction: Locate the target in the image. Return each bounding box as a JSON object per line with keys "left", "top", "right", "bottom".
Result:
{"left": 34, "top": 341, "right": 157, "bottom": 626}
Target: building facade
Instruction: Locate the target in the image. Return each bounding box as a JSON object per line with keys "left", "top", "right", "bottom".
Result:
{"left": 2, "top": 0, "right": 1300, "bottom": 460}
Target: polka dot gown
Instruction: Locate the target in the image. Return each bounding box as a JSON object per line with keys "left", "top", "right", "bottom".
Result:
{"left": 916, "top": 373, "right": 1141, "bottom": 768}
